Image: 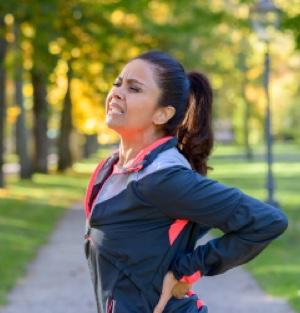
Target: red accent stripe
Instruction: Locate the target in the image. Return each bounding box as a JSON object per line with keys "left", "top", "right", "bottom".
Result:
{"left": 126, "top": 164, "right": 143, "bottom": 173}
{"left": 107, "top": 299, "right": 113, "bottom": 313}
{"left": 179, "top": 271, "right": 201, "bottom": 284}
{"left": 197, "top": 299, "right": 205, "bottom": 309}
{"left": 84, "top": 157, "right": 109, "bottom": 218}
{"left": 133, "top": 136, "right": 173, "bottom": 165}
{"left": 86, "top": 235, "right": 95, "bottom": 246}
{"left": 112, "top": 163, "right": 122, "bottom": 174}
{"left": 187, "top": 290, "right": 205, "bottom": 309}
{"left": 85, "top": 137, "right": 172, "bottom": 215}
{"left": 168, "top": 219, "right": 188, "bottom": 245}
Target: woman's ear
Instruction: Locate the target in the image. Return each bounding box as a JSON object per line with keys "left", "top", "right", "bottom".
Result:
{"left": 153, "top": 106, "right": 176, "bottom": 125}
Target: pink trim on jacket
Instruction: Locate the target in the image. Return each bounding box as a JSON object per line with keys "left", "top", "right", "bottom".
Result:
{"left": 168, "top": 219, "right": 188, "bottom": 245}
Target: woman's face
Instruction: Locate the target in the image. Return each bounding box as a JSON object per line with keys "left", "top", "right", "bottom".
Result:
{"left": 105, "top": 59, "right": 162, "bottom": 136}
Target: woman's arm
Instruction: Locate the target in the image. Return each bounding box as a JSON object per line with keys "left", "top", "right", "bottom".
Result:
{"left": 139, "top": 166, "right": 288, "bottom": 282}
{"left": 171, "top": 192, "right": 287, "bottom": 281}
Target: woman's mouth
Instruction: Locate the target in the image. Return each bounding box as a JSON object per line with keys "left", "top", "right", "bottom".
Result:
{"left": 107, "top": 101, "right": 124, "bottom": 115}
{"left": 108, "top": 107, "right": 123, "bottom": 115}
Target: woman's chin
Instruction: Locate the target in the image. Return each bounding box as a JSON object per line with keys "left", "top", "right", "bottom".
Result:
{"left": 105, "top": 120, "right": 123, "bottom": 133}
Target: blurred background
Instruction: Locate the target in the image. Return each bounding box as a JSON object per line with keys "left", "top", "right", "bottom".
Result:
{"left": 0, "top": 0, "right": 299, "bottom": 311}
{"left": 0, "top": 0, "right": 299, "bottom": 177}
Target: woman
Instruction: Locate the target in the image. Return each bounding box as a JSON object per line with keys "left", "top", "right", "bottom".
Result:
{"left": 84, "top": 50, "right": 288, "bottom": 313}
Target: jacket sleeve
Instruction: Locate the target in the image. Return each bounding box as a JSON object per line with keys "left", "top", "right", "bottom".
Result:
{"left": 138, "top": 166, "right": 288, "bottom": 281}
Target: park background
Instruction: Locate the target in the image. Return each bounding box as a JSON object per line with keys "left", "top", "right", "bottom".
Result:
{"left": 0, "top": 0, "right": 299, "bottom": 312}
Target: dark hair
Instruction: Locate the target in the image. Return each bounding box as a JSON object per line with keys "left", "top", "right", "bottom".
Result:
{"left": 133, "top": 50, "right": 214, "bottom": 176}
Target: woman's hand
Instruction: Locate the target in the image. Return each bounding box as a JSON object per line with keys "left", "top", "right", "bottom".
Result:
{"left": 153, "top": 271, "right": 191, "bottom": 313}
{"left": 172, "top": 281, "right": 192, "bottom": 299}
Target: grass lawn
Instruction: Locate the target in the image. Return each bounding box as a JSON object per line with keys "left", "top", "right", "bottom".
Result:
{"left": 0, "top": 148, "right": 111, "bottom": 306}
{"left": 0, "top": 171, "right": 92, "bottom": 306}
{"left": 209, "top": 142, "right": 300, "bottom": 312}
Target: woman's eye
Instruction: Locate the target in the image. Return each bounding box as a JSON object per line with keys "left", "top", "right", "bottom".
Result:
{"left": 130, "top": 86, "right": 140, "bottom": 92}
{"left": 113, "top": 82, "right": 120, "bottom": 87}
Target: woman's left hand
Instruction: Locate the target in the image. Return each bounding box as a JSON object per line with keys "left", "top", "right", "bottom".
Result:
{"left": 172, "top": 280, "right": 192, "bottom": 299}
{"left": 153, "top": 271, "right": 191, "bottom": 313}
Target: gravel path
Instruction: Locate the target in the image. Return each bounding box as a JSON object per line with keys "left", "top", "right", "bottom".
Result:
{"left": 0, "top": 203, "right": 295, "bottom": 313}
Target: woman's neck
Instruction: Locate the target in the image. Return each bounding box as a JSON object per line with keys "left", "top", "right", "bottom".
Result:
{"left": 118, "top": 131, "right": 164, "bottom": 167}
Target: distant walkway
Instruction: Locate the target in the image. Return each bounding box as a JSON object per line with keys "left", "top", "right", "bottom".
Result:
{"left": 2, "top": 163, "right": 20, "bottom": 175}
{"left": 0, "top": 203, "right": 296, "bottom": 313}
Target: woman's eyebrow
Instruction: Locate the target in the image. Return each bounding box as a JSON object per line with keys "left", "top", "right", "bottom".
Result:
{"left": 127, "top": 78, "right": 144, "bottom": 85}
{"left": 117, "top": 77, "right": 144, "bottom": 85}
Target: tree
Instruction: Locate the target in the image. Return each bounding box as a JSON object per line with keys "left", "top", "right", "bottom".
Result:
{"left": 1, "top": 0, "right": 299, "bottom": 178}
{"left": 14, "top": 24, "right": 32, "bottom": 179}
{"left": 283, "top": 13, "right": 300, "bottom": 49}
{"left": 240, "top": 42, "right": 253, "bottom": 160}
{"left": 31, "top": 66, "right": 49, "bottom": 173}
{"left": 57, "top": 61, "right": 73, "bottom": 171}
{"left": 83, "top": 134, "right": 99, "bottom": 159}
{"left": 0, "top": 18, "right": 7, "bottom": 188}
{"left": 1, "top": 2, "right": 58, "bottom": 174}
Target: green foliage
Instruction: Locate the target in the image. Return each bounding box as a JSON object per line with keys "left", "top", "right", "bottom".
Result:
{"left": 282, "top": 8, "right": 300, "bottom": 49}
{"left": 1, "top": 0, "right": 299, "bottom": 168}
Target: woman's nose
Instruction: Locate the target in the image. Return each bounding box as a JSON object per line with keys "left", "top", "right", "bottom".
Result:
{"left": 111, "top": 87, "right": 125, "bottom": 99}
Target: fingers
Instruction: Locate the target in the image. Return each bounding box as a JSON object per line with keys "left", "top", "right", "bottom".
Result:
{"left": 172, "top": 282, "right": 192, "bottom": 299}
{"left": 153, "top": 285, "right": 173, "bottom": 313}
{"left": 153, "top": 295, "right": 170, "bottom": 313}
{"left": 153, "top": 272, "right": 178, "bottom": 313}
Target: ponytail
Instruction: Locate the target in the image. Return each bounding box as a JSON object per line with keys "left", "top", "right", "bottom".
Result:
{"left": 133, "top": 51, "right": 214, "bottom": 175}
{"left": 176, "top": 71, "right": 214, "bottom": 176}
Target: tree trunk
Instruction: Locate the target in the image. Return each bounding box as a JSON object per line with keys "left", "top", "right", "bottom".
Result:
{"left": 83, "top": 134, "right": 99, "bottom": 159}
{"left": 243, "top": 92, "right": 252, "bottom": 160}
{"left": 31, "top": 68, "right": 49, "bottom": 173}
{"left": 0, "top": 18, "right": 7, "bottom": 188}
{"left": 240, "top": 41, "right": 252, "bottom": 160}
{"left": 57, "top": 62, "right": 73, "bottom": 171}
{"left": 241, "top": 74, "right": 252, "bottom": 160}
{"left": 15, "top": 25, "right": 32, "bottom": 179}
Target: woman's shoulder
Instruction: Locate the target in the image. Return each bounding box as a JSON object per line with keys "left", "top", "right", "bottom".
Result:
{"left": 136, "top": 147, "right": 192, "bottom": 183}
{"left": 134, "top": 147, "right": 195, "bottom": 194}
{"left": 152, "top": 147, "right": 191, "bottom": 171}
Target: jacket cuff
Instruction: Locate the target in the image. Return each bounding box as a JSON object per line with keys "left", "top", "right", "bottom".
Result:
{"left": 179, "top": 271, "right": 201, "bottom": 284}
{"left": 171, "top": 253, "right": 202, "bottom": 284}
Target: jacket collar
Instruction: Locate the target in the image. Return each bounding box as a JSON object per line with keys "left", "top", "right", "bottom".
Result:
{"left": 85, "top": 136, "right": 178, "bottom": 216}
{"left": 114, "top": 136, "right": 178, "bottom": 174}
